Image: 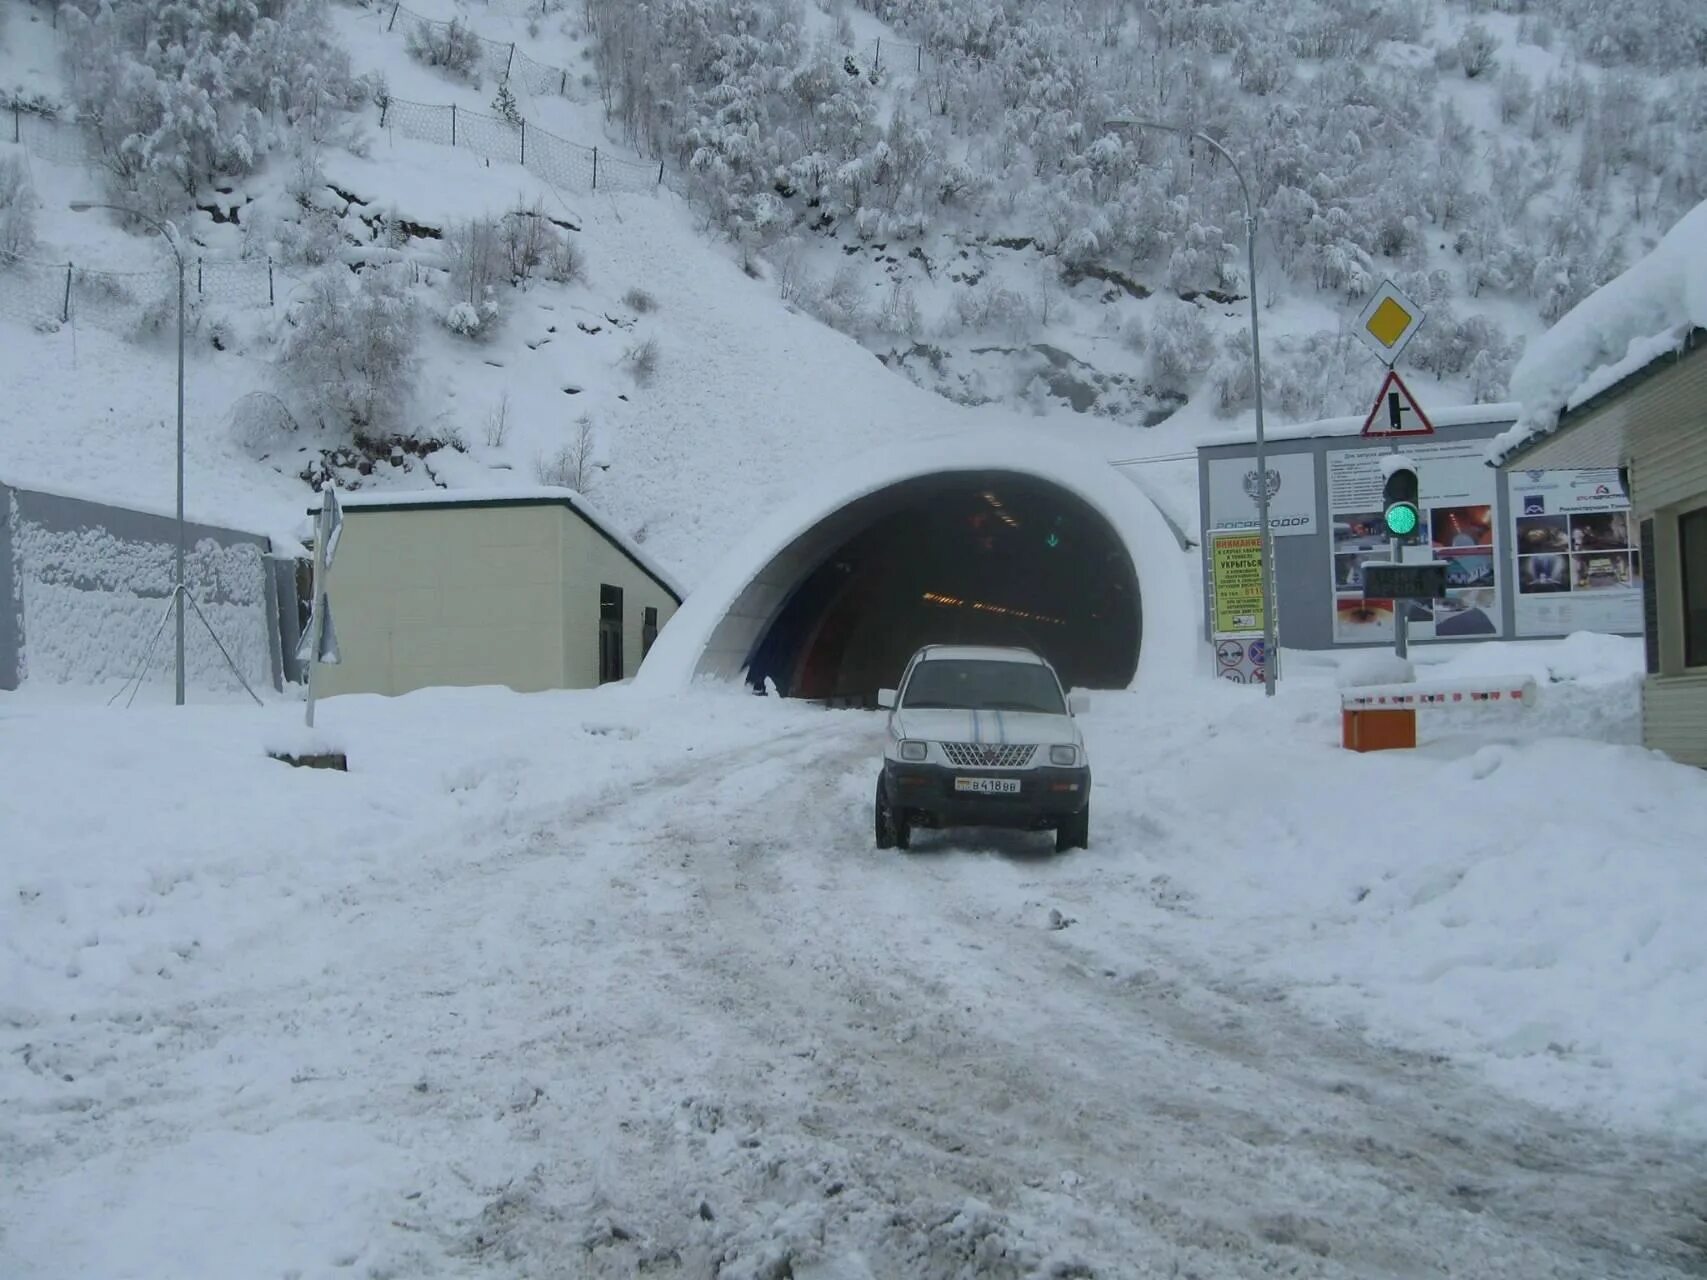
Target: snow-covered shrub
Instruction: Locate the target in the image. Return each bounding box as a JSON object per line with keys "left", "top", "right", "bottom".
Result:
{"left": 406, "top": 17, "right": 485, "bottom": 84}
{"left": 0, "top": 154, "right": 36, "bottom": 264}
{"left": 622, "top": 287, "right": 657, "bottom": 313}
{"left": 1539, "top": 66, "right": 1591, "bottom": 129}
{"left": 1143, "top": 300, "right": 1215, "bottom": 395}
{"left": 876, "top": 279, "right": 921, "bottom": 337}
{"left": 799, "top": 261, "right": 867, "bottom": 333}
{"left": 442, "top": 298, "right": 499, "bottom": 339}
{"left": 542, "top": 235, "right": 585, "bottom": 286}
{"left": 622, "top": 337, "right": 660, "bottom": 384}
{"left": 484, "top": 393, "right": 511, "bottom": 448}
{"left": 1457, "top": 23, "right": 1500, "bottom": 79}
{"left": 442, "top": 216, "right": 509, "bottom": 339}
{"left": 501, "top": 205, "right": 557, "bottom": 284}
{"left": 59, "top": 0, "right": 361, "bottom": 208}
{"left": 535, "top": 416, "right": 598, "bottom": 490}
{"left": 1497, "top": 67, "right": 1535, "bottom": 125}
{"left": 279, "top": 266, "right": 419, "bottom": 435}
{"left": 228, "top": 390, "right": 306, "bottom": 454}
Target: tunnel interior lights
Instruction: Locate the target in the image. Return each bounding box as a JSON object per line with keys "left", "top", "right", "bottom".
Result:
{"left": 921, "top": 591, "right": 1066, "bottom": 626}
{"left": 981, "top": 492, "right": 1020, "bottom": 528}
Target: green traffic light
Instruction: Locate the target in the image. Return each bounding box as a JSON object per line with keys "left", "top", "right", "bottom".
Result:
{"left": 1384, "top": 504, "right": 1419, "bottom": 537}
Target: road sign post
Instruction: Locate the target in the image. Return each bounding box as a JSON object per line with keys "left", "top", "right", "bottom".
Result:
{"left": 302, "top": 487, "right": 343, "bottom": 728}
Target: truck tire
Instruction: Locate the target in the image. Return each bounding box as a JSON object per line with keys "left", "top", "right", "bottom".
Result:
{"left": 1056, "top": 805, "right": 1089, "bottom": 853}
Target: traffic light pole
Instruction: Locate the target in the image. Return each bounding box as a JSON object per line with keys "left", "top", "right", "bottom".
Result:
{"left": 1391, "top": 533, "right": 1409, "bottom": 660}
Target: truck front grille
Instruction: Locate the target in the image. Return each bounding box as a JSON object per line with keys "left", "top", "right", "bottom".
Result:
{"left": 941, "top": 742, "right": 1037, "bottom": 769}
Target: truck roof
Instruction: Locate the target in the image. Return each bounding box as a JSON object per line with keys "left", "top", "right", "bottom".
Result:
{"left": 912, "top": 645, "right": 1048, "bottom": 666}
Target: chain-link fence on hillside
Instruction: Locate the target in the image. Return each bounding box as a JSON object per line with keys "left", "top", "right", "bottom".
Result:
{"left": 8, "top": 108, "right": 100, "bottom": 166}
{"left": 856, "top": 36, "right": 932, "bottom": 76}
{"left": 0, "top": 254, "right": 284, "bottom": 335}
{"left": 381, "top": 2, "right": 577, "bottom": 97}
{"left": 381, "top": 97, "right": 661, "bottom": 193}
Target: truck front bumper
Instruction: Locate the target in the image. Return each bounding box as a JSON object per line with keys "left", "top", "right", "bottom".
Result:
{"left": 882, "top": 760, "right": 1090, "bottom": 831}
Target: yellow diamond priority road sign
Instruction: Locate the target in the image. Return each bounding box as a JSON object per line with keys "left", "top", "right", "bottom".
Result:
{"left": 1354, "top": 279, "right": 1424, "bottom": 365}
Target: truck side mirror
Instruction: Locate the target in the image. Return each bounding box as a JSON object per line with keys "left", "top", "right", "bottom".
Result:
{"left": 1068, "top": 692, "right": 1090, "bottom": 716}
{"left": 877, "top": 688, "right": 897, "bottom": 709}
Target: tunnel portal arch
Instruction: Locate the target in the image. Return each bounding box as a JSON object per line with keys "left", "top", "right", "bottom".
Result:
{"left": 634, "top": 434, "right": 1194, "bottom": 699}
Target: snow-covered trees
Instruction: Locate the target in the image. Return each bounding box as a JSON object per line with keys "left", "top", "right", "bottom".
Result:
{"left": 563, "top": 0, "right": 1682, "bottom": 417}
{"left": 280, "top": 266, "right": 419, "bottom": 435}
{"left": 1133, "top": 299, "right": 1215, "bottom": 395}
{"left": 59, "top": 0, "right": 361, "bottom": 213}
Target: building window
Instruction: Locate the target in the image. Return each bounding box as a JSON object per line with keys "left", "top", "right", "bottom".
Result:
{"left": 642, "top": 606, "right": 659, "bottom": 659}
{"left": 1683, "top": 508, "right": 1707, "bottom": 669}
{"left": 599, "top": 584, "right": 624, "bottom": 684}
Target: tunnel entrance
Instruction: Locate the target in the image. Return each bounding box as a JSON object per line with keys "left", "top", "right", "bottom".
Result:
{"left": 743, "top": 471, "right": 1140, "bottom": 703}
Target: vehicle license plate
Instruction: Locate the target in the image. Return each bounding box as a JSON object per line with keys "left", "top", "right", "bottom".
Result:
{"left": 955, "top": 777, "right": 1020, "bottom": 794}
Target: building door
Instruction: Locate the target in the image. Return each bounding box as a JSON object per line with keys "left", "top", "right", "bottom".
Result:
{"left": 599, "top": 584, "right": 624, "bottom": 683}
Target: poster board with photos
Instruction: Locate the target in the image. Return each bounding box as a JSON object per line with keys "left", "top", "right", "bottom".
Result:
{"left": 1506, "top": 469, "right": 1641, "bottom": 638}
{"left": 1326, "top": 440, "right": 1502, "bottom": 644}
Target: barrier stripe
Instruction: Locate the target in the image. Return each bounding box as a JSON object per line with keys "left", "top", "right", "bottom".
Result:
{"left": 1340, "top": 686, "right": 1531, "bottom": 709}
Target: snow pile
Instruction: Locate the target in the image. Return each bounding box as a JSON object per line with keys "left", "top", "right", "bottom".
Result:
{"left": 1492, "top": 198, "right": 1707, "bottom": 463}
{"left": 1083, "top": 636, "right": 1705, "bottom": 1137}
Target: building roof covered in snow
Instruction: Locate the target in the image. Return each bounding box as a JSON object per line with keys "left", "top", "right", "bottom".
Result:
{"left": 1489, "top": 199, "right": 1707, "bottom": 467}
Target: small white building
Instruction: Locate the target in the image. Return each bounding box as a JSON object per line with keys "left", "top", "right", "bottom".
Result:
{"left": 312, "top": 489, "right": 681, "bottom": 698}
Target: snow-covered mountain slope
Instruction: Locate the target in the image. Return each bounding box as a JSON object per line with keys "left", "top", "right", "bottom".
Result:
{"left": 2, "top": 0, "right": 1701, "bottom": 581}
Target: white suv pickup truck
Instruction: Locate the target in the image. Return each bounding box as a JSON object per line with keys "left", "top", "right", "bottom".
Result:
{"left": 875, "top": 645, "right": 1091, "bottom": 853}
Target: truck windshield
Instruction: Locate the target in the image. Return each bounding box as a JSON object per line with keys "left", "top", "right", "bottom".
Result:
{"left": 901, "top": 660, "right": 1065, "bottom": 714}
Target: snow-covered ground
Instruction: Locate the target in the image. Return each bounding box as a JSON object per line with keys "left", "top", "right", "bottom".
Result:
{"left": 5, "top": 638, "right": 1706, "bottom": 1278}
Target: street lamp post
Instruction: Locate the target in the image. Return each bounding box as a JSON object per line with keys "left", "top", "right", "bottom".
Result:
{"left": 71, "top": 201, "right": 188, "bottom": 706}
{"left": 1104, "top": 119, "right": 1277, "bottom": 696}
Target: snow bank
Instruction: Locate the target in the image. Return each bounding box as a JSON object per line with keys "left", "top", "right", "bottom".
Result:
{"left": 1491, "top": 198, "right": 1707, "bottom": 463}
{"left": 1080, "top": 633, "right": 1706, "bottom": 1136}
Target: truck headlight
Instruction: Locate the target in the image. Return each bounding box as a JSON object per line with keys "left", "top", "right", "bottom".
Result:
{"left": 1049, "top": 744, "right": 1079, "bottom": 766}
{"left": 898, "top": 740, "right": 928, "bottom": 762}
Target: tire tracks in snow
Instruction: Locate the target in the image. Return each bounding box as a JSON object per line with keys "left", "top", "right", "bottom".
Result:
{"left": 458, "top": 714, "right": 1707, "bottom": 1278}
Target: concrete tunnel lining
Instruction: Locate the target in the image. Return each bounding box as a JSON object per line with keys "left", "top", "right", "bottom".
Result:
{"left": 632, "top": 433, "right": 1196, "bottom": 696}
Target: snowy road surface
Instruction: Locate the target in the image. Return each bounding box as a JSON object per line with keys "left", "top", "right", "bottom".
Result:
{"left": 4, "top": 656, "right": 1707, "bottom": 1277}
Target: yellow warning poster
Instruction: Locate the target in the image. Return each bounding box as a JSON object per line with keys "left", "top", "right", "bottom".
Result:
{"left": 1210, "top": 531, "right": 1264, "bottom": 635}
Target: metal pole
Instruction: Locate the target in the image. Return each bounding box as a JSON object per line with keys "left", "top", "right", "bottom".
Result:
{"left": 305, "top": 500, "right": 329, "bottom": 729}
{"left": 1392, "top": 533, "right": 1409, "bottom": 660}
{"left": 1242, "top": 187, "right": 1277, "bottom": 696}
{"left": 69, "top": 201, "right": 188, "bottom": 703}
{"left": 1104, "top": 117, "right": 1277, "bottom": 694}
{"left": 175, "top": 249, "right": 186, "bottom": 706}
